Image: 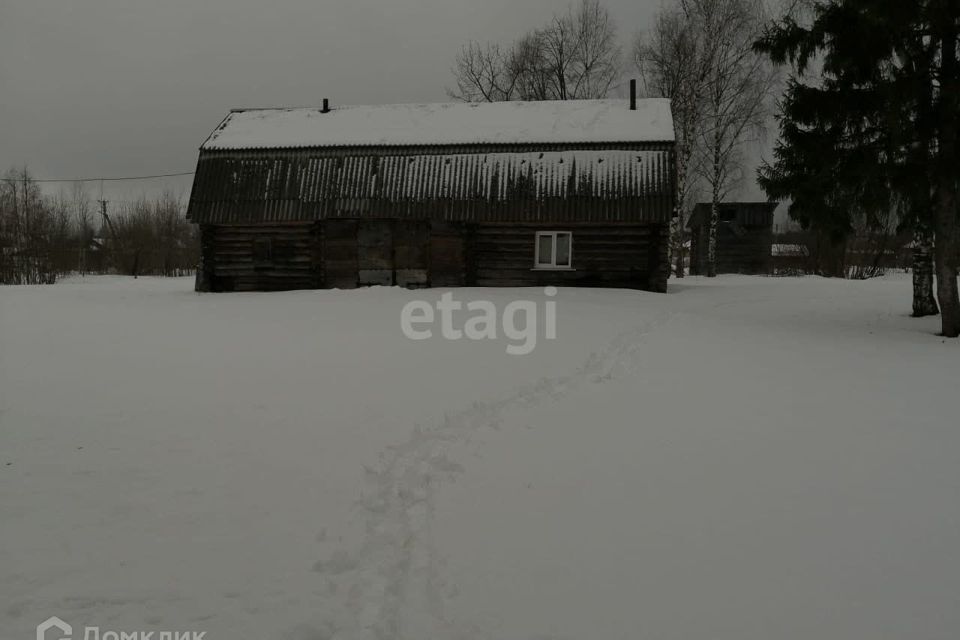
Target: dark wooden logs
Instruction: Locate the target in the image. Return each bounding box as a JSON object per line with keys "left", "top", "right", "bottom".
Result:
{"left": 198, "top": 219, "right": 670, "bottom": 293}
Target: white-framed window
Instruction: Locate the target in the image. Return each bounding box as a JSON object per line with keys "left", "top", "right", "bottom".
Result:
{"left": 535, "top": 231, "right": 573, "bottom": 269}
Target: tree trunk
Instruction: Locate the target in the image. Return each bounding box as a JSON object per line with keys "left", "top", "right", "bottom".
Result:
{"left": 673, "top": 152, "right": 688, "bottom": 280}
{"left": 933, "top": 198, "right": 960, "bottom": 335}
{"left": 706, "top": 134, "right": 721, "bottom": 278}
{"left": 934, "top": 26, "right": 960, "bottom": 337}
{"left": 674, "top": 234, "right": 686, "bottom": 278}
{"left": 912, "top": 227, "right": 939, "bottom": 317}
{"left": 817, "top": 231, "right": 847, "bottom": 278}
{"left": 707, "top": 190, "right": 720, "bottom": 278}
{"left": 933, "top": 243, "right": 958, "bottom": 336}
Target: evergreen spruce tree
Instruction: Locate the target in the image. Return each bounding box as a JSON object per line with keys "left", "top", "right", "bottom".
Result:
{"left": 757, "top": 0, "right": 959, "bottom": 332}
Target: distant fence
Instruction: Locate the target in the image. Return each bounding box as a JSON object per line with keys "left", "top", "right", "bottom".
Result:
{"left": 769, "top": 231, "right": 911, "bottom": 279}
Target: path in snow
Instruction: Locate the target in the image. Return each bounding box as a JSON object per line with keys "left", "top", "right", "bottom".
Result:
{"left": 307, "top": 310, "right": 674, "bottom": 640}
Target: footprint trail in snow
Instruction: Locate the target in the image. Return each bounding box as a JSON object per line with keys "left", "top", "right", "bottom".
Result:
{"left": 304, "top": 311, "right": 672, "bottom": 640}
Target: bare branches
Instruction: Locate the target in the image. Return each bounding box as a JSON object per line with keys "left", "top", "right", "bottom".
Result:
{"left": 635, "top": 0, "right": 777, "bottom": 277}
{"left": 0, "top": 167, "right": 198, "bottom": 282}
{"left": 634, "top": 4, "right": 711, "bottom": 205}
{"left": 634, "top": 2, "right": 712, "bottom": 276}
{"left": 448, "top": 0, "right": 621, "bottom": 102}
{"left": 690, "top": 0, "right": 779, "bottom": 275}
{"left": 570, "top": 0, "right": 622, "bottom": 98}
{"left": 0, "top": 167, "right": 56, "bottom": 284}
{"left": 448, "top": 42, "right": 521, "bottom": 102}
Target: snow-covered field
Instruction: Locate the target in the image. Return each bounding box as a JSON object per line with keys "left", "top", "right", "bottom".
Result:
{"left": 2, "top": 275, "right": 958, "bottom": 640}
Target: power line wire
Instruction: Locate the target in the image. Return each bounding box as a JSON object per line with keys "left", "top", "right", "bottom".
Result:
{"left": 32, "top": 171, "right": 195, "bottom": 183}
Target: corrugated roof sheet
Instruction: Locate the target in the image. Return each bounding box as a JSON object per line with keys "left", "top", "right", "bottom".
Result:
{"left": 188, "top": 144, "right": 675, "bottom": 224}
{"left": 202, "top": 99, "right": 675, "bottom": 150}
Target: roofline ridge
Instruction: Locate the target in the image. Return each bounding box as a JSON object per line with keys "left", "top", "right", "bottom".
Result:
{"left": 225, "top": 97, "right": 673, "bottom": 113}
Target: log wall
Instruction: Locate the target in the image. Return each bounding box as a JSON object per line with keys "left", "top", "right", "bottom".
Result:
{"left": 471, "top": 222, "right": 667, "bottom": 291}
{"left": 199, "top": 219, "right": 669, "bottom": 293}
{"left": 429, "top": 221, "right": 467, "bottom": 287}
{"left": 200, "top": 222, "right": 321, "bottom": 292}
{"left": 690, "top": 224, "right": 773, "bottom": 275}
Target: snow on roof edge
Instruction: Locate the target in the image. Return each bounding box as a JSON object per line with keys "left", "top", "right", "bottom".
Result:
{"left": 201, "top": 99, "right": 675, "bottom": 151}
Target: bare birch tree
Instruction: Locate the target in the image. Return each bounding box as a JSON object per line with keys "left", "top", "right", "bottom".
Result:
{"left": 692, "top": 0, "right": 778, "bottom": 277}
{"left": 634, "top": 4, "right": 711, "bottom": 277}
{"left": 0, "top": 167, "right": 56, "bottom": 284}
{"left": 449, "top": 42, "right": 523, "bottom": 102}
{"left": 570, "top": 0, "right": 621, "bottom": 98}
{"left": 449, "top": 0, "right": 621, "bottom": 102}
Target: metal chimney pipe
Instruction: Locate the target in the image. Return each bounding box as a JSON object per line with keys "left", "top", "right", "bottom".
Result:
{"left": 630, "top": 79, "right": 637, "bottom": 111}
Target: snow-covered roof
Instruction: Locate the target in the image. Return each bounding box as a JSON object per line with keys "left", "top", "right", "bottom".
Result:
{"left": 201, "top": 99, "right": 675, "bottom": 150}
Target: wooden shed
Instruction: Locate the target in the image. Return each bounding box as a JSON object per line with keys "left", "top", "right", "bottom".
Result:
{"left": 687, "top": 202, "right": 776, "bottom": 275}
{"left": 187, "top": 98, "right": 676, "bottom": 292}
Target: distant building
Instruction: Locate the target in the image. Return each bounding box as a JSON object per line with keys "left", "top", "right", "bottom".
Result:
{"left": 186, "top": 95, "right": 676, "bottom": 292}
{"left": 687, "top": 202, "right": 776, "bottom": 275}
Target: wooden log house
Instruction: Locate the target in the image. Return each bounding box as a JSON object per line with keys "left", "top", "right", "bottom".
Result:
{"left": 187, "top": 94, "right": 676, "bottom": 292}
{"left": 687, "top": 202, "right": 777, "bottom": 275}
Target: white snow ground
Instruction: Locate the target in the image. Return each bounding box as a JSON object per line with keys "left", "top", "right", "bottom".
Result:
{"left": 1, "top": 275, "right": 958, "bottom": 640}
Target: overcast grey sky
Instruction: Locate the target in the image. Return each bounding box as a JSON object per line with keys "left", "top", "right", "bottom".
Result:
{"left": 0, "top": 0, "right": 773, "bottom": 205}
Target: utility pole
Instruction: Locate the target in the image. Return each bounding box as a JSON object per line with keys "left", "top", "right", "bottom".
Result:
{"left": 98, "top": 198, "right": 125, "bottom": 274}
